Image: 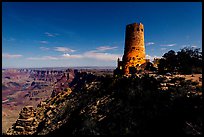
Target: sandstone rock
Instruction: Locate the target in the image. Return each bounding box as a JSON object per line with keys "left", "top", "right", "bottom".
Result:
{"left": 46, "top": 110, "right": 52, "bottom": 116}
{"left": 47, "top": 120, "right": 51, "bottom": 125}
{"left": 15, "top": 126, "right": 25, "bottom": 132}
{"left": 6, "top": 105, "right": 38, "bottom": 135}
{"left": 25, "top": 126, "right": 34, "bottom": 131}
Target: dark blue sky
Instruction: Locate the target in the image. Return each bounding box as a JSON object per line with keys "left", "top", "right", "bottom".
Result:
{"left": 2, "top": 2, "right": 202, "bottom": 68}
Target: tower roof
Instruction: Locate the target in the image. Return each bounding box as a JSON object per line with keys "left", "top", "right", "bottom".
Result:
{"left": 127, "top": 22, "right": 143, "bottom": 26}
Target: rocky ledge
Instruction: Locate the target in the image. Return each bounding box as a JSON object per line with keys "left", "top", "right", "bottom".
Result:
{"left": 6, "top": 106, "right": 38, "bottom": 135}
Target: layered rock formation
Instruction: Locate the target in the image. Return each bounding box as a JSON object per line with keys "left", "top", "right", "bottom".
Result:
{"left": 6, "top": 106, "right": 38, "bottom": 135}
{"left": 6, "top": 88, "right": 73, "bottom": 135}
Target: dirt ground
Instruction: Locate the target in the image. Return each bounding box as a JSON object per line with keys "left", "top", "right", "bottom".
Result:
{"left": 175, "top": 74, "right": 202, "bottom": 86}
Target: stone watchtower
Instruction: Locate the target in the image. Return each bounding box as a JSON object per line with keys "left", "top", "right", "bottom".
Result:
{"left": 123, "top": 23, "right": 146, "bottom": 75}
{"left": 115, "top": 22, "right": 146, "bottom": 75}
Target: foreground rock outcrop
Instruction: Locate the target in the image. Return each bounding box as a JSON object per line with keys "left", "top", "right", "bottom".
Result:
{"left": 6, "top": 88, "right": 72, "bottom": 135}
{"left": 6, "top": 72, "right": 202, "bottom": 135}
{"left": 6, "top": 106, "right": 38, "bottom": 135}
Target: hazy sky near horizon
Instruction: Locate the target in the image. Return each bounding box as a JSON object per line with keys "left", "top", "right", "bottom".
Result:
{"left": 2, "top": 2, "right": 202, "bottom": 68}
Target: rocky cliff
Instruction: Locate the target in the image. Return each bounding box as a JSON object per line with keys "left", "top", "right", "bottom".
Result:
{"left": 6, "top": 72, "right": 202, "bottom": 135}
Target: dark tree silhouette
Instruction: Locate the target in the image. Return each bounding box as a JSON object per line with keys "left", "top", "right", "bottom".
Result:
{"left": 158, "top": 47, "right": 202, "bottom": 74}
{"left": 177, "top": 47, "right": 202, "bottom": 74}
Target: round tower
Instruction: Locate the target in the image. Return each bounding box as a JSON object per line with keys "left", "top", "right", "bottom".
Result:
{"left": 122, "top": 22, "right": 146, "bottom": 75}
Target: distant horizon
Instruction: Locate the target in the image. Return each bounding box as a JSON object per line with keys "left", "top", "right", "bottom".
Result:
{"left": 2, "top": 66, "right": 116, "bottom": 69}
{"left": 3, "top": 2, "right": 202, "bottom": 68}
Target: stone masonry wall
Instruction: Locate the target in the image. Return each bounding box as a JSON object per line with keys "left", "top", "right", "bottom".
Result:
{"left": 122, "top": 23, "right": 146, "bottom": 75}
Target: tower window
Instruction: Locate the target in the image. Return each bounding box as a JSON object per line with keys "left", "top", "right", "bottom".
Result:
{"left": 141, "top": 29, "right": 143, "bottom": 32}
{"left": 137, "top": 28, "right": 140, "bottom": 31}
{"left": 132, "top": 47, "right": 135, "bottom": 49}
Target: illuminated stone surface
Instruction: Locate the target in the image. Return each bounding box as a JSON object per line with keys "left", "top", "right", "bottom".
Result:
{"left": 117, "top": 22, "right": 146, "bottom": 75}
